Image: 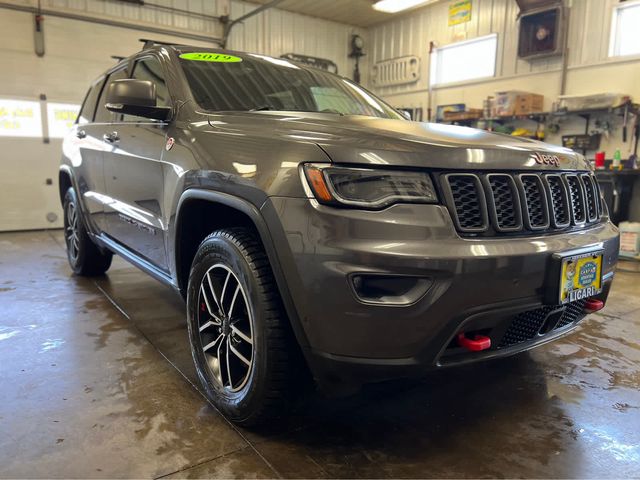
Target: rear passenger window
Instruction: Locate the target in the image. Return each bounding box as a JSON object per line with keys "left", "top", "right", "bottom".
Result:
{"left": 77, "top": 77, "right": 105, "bottom": 125}
{"left": 94, "top": 67, "right": 127, "bottom": 123}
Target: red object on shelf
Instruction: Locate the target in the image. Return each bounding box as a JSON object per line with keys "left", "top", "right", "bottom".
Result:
{"left": 595, "top": 151, "right": 605, "bottom": 169}
{"left": 583, "top": 298, "right": 605, "bottom": 313}
{"left": 457, "top": 333, "right": 491, "bottom": 352}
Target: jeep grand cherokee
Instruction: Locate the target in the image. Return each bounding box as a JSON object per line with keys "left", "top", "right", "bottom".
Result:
{"left": 59, "top": 45, "right": 619, "bottom": 425}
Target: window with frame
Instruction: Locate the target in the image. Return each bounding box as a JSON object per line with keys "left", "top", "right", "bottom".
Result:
{"left": 78, "top": 77, "right": 105, "bottom": 125}
{"left": 0, "top": 99, "right": 42, "bottom": 137}
{"left": 430, "top": 34, "right": 498, "bottom": 86}
{"left": 609, "top": 1, "right": 640, "bottom": 57}
{"left": 94, "top": 67, "right": 127, "bottom": 123}
{"left": 134, "top": 58, "right": 170, "bottom": 107}
{"left": 122, "top": 57, "right": 170, "bottom": 122}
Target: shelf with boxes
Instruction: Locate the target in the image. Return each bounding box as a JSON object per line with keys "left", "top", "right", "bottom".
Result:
{"left": 437, "top": 92, "right": 638, "bottom": 156}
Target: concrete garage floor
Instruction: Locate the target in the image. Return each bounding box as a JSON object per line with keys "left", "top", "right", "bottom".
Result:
{"left": 1, "top": 230, "right": 639, "bottom": 479}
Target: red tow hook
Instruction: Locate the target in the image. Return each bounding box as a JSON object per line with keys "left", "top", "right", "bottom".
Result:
{"left": 457, "top": 333, "right": 491, "bottom": 352}
{"left": 584, "top": 298, "right": 605, "bottom": 313}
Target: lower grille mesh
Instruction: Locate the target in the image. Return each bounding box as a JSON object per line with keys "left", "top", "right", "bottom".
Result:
{"left": 498, "top": 299, "right": 587, "bottom": 349}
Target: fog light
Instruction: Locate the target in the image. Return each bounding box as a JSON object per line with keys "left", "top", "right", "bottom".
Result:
{"left": 350, "top": 274, "right": 432, "bottom": 305}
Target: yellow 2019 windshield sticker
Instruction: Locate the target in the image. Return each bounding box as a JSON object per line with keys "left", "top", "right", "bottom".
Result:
{"left": 179, "top": 52, "right": 242, "bottom": 63}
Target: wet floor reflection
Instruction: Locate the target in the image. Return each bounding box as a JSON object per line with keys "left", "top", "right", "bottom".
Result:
{"left": 0, "top": 230, "right": 638, "bottom": 478}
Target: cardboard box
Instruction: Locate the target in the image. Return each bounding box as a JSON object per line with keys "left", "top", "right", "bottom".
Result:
{"left": 619, "top": 222, "right": 640, "bottom": 258}
{"left": 495, "top": 91, "right": 544, "bottom": 116}
{"left": 515, "top": 93, "right": 544, "bottom": 115}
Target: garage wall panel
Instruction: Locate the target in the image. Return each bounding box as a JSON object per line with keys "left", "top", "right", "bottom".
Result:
{"left": 224, "top": 1, "right": 366, "bottom": 80}
{"left": 368, "top": 0, "right": 633, "bottom": 102}
{"left": 0, "top": 2, "right": 364, "bottom": 231}
{"left": 366, "top": 0, "right": 640, "bottom": 173}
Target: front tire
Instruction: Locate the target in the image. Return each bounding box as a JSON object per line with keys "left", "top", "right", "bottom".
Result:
{"left": 63, "top": 187, "right": 112, "bottom": 276}
{"left": 186, "top": 228, "right": 296, "bottom": 426}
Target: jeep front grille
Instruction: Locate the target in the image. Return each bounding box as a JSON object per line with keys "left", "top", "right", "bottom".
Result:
{"left": 442, "top": 172, "right": 602, "bottom": 236}
{"left": 565, "top": 174, "right": 586, "bottom": 224}
{"left": 545, "top": 174, "right": 571, "bottom": 227}
{"left": 443, "top": 174, "right": 488, "bottom": 232}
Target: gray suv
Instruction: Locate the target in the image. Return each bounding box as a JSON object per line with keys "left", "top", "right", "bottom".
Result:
{"left": 60, "top": 44, "right": 619, "bottom": 425}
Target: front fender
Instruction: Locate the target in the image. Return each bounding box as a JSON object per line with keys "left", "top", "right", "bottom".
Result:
{"left": 172, "top": 188, "right": 309, "bottom": 349}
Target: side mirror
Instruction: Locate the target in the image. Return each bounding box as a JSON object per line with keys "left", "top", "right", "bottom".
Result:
{"left": 397, "top": 109, "right": 412, "bottom": 121}
{"left": 105, "top": 79, "right": 171, "bottom": 121}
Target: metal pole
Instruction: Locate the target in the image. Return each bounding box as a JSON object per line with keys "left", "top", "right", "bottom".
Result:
{"left": 559, "top": 7, "right": 570, "bottom": 96}
{"left": 0, "top": 1, "right": 222, "bottom": 45}
{"left": 220, "top": 0, "right": 285, "bottom": 48}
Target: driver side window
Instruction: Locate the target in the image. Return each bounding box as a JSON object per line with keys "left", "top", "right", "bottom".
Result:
{"left": 122, "top": 57, "right": 170, "bottom": 122}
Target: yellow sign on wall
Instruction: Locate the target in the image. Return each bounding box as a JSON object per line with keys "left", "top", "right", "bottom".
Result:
{"left": 47, "top": 103, "right": 80, "bottom": 138}
{"left": 0, "top": 99, "right": 42, "bottom": 137}
{"left": 449, "top": 0, "right": 472, "bottom": 26}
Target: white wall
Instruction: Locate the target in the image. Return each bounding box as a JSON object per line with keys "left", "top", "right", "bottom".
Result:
{"left": 367, "top": 0, "right": 640, "bottom": 156}
{"left": 0, "top": 1, "right": 365, "bottom": 231}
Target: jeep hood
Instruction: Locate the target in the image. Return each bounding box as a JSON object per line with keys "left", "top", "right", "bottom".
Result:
{"left": 204, "top": 111, "right": 589, "bottom": 171}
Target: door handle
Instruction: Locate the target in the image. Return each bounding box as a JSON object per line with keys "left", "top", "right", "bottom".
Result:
{"left": 76, "top": 129, "right": 86, "bottom": 139}
{"left": 103, "top": 131, "right": 120, "bottom": 143}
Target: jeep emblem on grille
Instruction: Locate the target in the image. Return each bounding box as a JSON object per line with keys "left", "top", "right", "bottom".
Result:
{"left": 533, "top": 152, "right": 560, "bottom": 167}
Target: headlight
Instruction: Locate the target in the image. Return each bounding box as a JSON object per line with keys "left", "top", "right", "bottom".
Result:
{"left": 303, "top": 163, "right": 437, "bottom": 209}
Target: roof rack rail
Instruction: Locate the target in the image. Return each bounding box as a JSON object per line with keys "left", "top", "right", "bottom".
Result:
{"left": 139, "top": 38, "right": 186, "bottom": 50}
{"left": 111, "top": 55, "right": 126, "bottom": 62}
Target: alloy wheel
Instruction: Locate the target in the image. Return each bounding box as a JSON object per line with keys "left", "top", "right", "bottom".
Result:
{"left": 65, "top": 202, "right": 80, "bottom": 262}
{"left": 197, "top": 264, "right": 255, "bottom": 392}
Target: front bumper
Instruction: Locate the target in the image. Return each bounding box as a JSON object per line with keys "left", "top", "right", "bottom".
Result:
{"left": 263, "top": 197, "right": 619, "bottom": 386}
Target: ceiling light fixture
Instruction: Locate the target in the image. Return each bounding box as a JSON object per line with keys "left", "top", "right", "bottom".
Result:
{"left": 372, "top": 0, "right": 437, "bottom": 14}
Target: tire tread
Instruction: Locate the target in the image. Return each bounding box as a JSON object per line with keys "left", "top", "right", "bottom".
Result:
{"left": 191, "top": 227, "right": 299, "bottom": 425}
{"left": 63, "top": 188, "right": 112, "bottom": 276}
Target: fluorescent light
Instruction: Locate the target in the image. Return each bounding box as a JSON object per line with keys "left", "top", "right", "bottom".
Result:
{"left": 372, "top": 0, "right": 436, "bottom": 13}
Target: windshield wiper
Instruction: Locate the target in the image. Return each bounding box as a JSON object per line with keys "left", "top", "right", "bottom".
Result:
{"left": 249, "top": 105, "right": 276, "bottom": 112}
{"left": 248, "top": 106, "right": 344, "bottom": 116}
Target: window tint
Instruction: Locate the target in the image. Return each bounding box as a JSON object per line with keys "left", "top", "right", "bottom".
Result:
{"left": 311, "top": 86, "right": 367, "bottom": 115}
{"left": 122, "top": 57, "right": 170, "bottom": 122}
{"left": 133, "top": 57, "right": 170, "bottom": 106}
{"left": 78, "top": 77, "right": 104, "bottom": 125}
{"left": 94, "top": 67, "right": 127, "bottom": 123}
{"left": 179, "top": 53, "right": 401, "bottom": 119}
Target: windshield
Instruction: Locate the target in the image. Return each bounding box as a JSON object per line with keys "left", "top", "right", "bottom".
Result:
{"left": 178, "top": 52, "right": 402, "bottom": 120}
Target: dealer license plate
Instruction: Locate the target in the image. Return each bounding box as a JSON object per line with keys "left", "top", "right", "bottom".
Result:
{"left": 559, "top": 251, "right": 603, "bottom": 304}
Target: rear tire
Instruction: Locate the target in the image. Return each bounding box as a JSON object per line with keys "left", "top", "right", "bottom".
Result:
{"left": 186, "top": 227, "right": 297, "bottom": 426}
{"left": 63, "top": 187, "right": 112, "bottom": 276}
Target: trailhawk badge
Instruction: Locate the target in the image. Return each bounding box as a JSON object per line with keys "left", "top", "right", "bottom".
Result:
{"left": 165, "top": 137, "right": 175, "bottom": 151}
{"left": 532, "top": 152, "right": 561, "bottom": 167}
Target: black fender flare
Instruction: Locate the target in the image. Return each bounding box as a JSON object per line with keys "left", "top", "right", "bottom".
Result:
{"left": 58, "top": 165, "right": 74, "bottom": 205}
{"left": 173, "top": 188, "right": 309, "bottom": 349}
